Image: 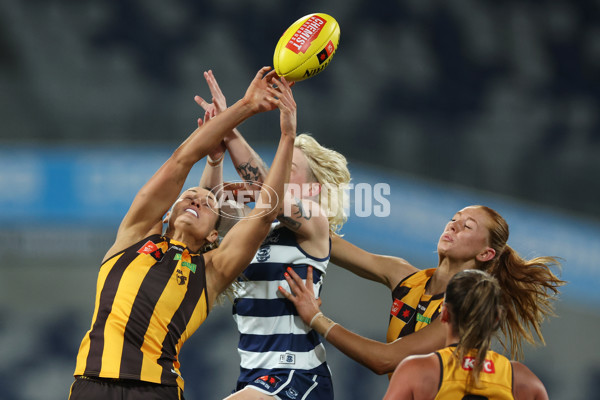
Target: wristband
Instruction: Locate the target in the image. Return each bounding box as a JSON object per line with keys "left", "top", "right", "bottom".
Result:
{"left": 309, "top": 312, "right": 323, "bottom": 328}
{"left": 323, "top": 322, "right": 338, "bottom": 340}
{"left": 207, "top": 154, "right": 224, "bottom": 166}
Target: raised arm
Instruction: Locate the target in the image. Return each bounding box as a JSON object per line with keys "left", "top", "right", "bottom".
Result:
{"left": 196, "top": 70, "right": 269, "bottom": 192}
{"left": 204, "top": 76, "right": 297, "bottom": 305}
{"left": 104, "top": 67, "right": 279, "bottom": 263}
{"left": 196, "top": 70, "right": 327, "bottom": 244}
{"left": 280, "top": 266, "right": 446, "bottom": 374}
{"left": 331, "top": 236, "right": 419, "bottom": 290}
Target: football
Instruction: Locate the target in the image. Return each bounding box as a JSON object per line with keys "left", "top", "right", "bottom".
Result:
{"left": 273, "top": 13, "right": 340, "bottom": 82}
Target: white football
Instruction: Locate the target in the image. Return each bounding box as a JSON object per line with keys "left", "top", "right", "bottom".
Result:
{"left": 273, "top": 13, "right": 340, "bottom": 82}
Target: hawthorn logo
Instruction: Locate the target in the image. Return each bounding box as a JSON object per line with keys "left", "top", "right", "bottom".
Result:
{"left": 208, "top": 181, "right": 279, "bottom": 221}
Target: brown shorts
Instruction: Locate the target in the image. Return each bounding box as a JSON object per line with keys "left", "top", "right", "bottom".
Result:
{"left": 68, "top": 376, "right": 184, "bottom": 400}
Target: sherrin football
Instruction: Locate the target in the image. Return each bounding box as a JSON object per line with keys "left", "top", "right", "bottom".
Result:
{"left": 273, "top": 13, "right": 340, "bottom": 82}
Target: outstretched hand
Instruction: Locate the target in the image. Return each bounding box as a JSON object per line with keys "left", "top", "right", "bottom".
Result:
{"left": 242, "top": 66, "right": 282, "bottom": 114}
{"left": 194, "top": 70, "right": 229, "bottom": 161}
{"left": 195, "top": 69, "right": 228, "bottom": 119}
{"left": 267, "top": 76, "right": 297, "bottom": 138}
{"left": 279, "top": 266, "right": 322, "bottom": 326}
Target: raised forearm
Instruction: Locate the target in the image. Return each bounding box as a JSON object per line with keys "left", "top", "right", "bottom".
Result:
{"left": 174, "top": 99, "right": 255, "bottom": 166}
{"left": 310, "top": 312, "right": 446, "bottom": 375}
{"left": 198, "top": 156, "right": 223, "bottom": 190}
{"left": 255, "top": 132, "right": 294, "bottom": 218}
{"left": 224, "top": 128, "right": 269, "bottom": 186}
{"left": 311, "top": 317, "right": 399, "bottom": 375}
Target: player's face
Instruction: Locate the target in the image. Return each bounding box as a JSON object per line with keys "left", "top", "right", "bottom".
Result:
{"left": 437, "top": 206, "right": 493, "bottom": 262}
{"left": 288, "top": 148, "right": 316, "bottom": 198}
{"left": 171, "top": 187, "right": 219, "bottom": 237}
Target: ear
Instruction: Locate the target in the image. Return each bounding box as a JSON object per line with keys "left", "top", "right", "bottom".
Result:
{"left": 476, "top": 247, "right": 496, "bottom": 263}
{"left": 205, "top": 229, "right": 219, "bottom": 244}
{"left": 307, "top": 182, "right": 322, "bottom": 197}
{"left": 440, "top": 303, "right": 450, "bottom": 325}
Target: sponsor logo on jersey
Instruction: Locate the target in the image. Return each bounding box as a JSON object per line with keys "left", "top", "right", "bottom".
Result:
{"left": 390, "top": 299, "right": 416, "bottom": 323}
{"left": 279, "top": 352, "right": 296, "bottom": 365}
{"left": 254, "top": 375, "right": 281, "bottom": 389}
{"left": 137, "top": 240, "right": 164, "bottom": 261}
{"left": 462, "top": 356, "right": 496, "bottom": 374}
{"left": 174, "top": 252, "right": 196, "bottom": 273}
{"left": 416, "top": 313, "right": 431, "bottom": 324}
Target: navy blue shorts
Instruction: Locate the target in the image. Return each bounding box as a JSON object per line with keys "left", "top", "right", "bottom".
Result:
{"left": 237, "top": 371, "right": 333, "bottom": 400}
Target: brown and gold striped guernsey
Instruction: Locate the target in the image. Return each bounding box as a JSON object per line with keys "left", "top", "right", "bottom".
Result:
{"left": 74, "top": 234, "right": 208, "bottom": 391}
{"left": 435, "top": 345, "right": 514, "bottom": 399}
{"left": 386, "top": 268, "right": 444, "bottom": 343}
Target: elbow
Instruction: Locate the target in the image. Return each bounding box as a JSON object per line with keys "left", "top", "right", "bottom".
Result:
{"left": 372, "top": 360, "right": 396, "bottom": 376}
{"left": 170, "top": 147, "right": 197, "bottom": 170}
{"left": 363, "top": 353, "right": 398, "bottom": 376}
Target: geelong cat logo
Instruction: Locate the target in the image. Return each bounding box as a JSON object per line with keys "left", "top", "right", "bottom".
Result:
{"left": 256, "top": 246, "right": 271, "bottom": 262}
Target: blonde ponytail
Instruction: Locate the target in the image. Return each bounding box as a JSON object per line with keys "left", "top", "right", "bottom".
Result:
{"left": 475, "top": 205, "right": 565, "bottom": 359}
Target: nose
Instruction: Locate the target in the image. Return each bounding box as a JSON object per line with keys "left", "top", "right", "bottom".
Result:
{"left": 190, "top": 197, "right": 201, "bottom": 207}
{"left": 449, "top": 220, "right": 459, "bottom": 232}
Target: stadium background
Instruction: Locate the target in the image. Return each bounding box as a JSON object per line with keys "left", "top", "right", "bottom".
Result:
{"left": 0, "top": 1, "right": 599, "bottom": 399}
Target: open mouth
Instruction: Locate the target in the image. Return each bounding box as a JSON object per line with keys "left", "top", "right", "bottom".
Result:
{"left": 185, "top": 208, "right": 198, "bottom": 218}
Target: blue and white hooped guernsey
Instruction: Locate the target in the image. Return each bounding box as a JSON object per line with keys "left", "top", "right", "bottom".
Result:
{"left": 233, "top": 221, "right": 331, "bottom": 385}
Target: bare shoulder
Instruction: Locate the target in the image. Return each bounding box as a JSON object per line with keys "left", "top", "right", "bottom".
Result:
{"left": 402, "top": 353, "right": 440, "bottom": 369}
{"left": 511, "top": 361, "right": 549, "bottom": 400}
{"left": 391, "top": 354, "right": 440, "bottom": 398}
{"left": 394, "top": 354, "right": 440, "bottom": 384}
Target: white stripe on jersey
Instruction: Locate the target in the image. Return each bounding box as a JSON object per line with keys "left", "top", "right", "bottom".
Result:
{"left": 249, "top": 244, "right": 328, "bottom": 273}
{"left": 239, "top": 343, "right": 327, "bottom": 370}
{"left": 236, "top": 279, "right": 321, "bottom": 300}
{"left": 234, "top": 314, "right": 308, "bottom": 335}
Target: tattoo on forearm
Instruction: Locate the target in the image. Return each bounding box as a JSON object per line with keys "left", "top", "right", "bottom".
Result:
{"left": 237, "top": 160, "right": 263, "bottom": 183}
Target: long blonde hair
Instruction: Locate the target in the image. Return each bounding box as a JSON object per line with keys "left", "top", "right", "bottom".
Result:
{"left": 474, "top": 205, "right": 565, "bottom": 359}
{"left": 445, "top": 269, "right": 503, "bottom": 388}
{"left": 294, "top": 134, "right": 351, "bottom": 236}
